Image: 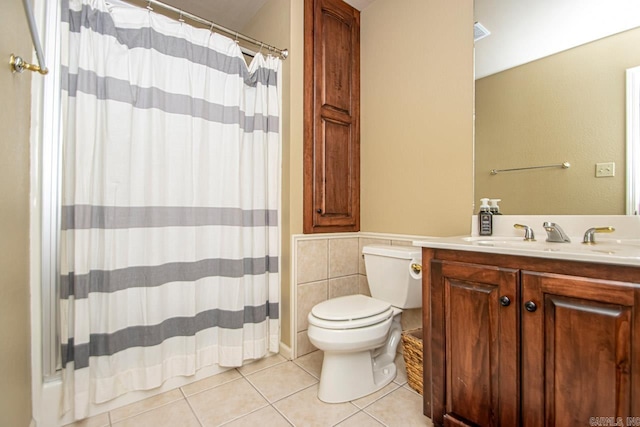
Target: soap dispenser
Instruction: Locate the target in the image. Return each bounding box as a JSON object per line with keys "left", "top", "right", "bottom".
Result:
{"left": 489, "top": 199, "right": 502, "bottom": 215}
{"left": 478, "top": 198, "right": 493, "bottom": 236}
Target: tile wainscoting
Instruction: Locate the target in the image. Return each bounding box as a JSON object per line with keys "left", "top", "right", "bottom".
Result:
{"left": 291, "top": 232, "right": 429, "bottom": 358}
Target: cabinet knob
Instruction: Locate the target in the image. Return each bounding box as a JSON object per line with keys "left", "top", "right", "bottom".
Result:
{"left": 316, "top": 208, "right": 322, "bottom": 214}
{"left": 524, "top": 301, "right": 537, "bottom": 312}
{"left": 499, "top": 296, "right": 511, "bottom": 307}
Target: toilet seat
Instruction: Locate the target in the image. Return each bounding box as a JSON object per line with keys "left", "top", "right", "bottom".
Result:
{"left": 308, "top": 295, "right": 393, "bottom": 330}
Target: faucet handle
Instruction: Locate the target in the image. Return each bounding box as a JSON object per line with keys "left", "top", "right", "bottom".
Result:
{"left": 514, "top": 224, "right": 535, "bottom": 241}
{"left": 582, "top": 226, "right": 615, "bottom": 244}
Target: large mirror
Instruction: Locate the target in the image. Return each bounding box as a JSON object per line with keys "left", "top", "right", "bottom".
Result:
{"left": 474, "top": 0, "right": 640, "bottom": 215}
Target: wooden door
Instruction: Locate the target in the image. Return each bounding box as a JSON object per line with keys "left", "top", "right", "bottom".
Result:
{"left": 431, "top": 260, "right": 519, "bottom": 427}
{"left": 521, "top": 271, "right": 639, "bottom": 426}
{"left": 303, "top": 0, "right": 360, "bottom": 233}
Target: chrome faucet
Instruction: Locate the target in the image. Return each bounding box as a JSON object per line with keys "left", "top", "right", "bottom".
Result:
{"left": 543, "top": 222, "right": 571, "bottom": 243}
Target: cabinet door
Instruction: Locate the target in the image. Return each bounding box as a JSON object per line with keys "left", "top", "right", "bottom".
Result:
{"left": 522, "top": 272, "right": 638, "bottom": 426}
{"left": 303, "top": 0, "right": 360, "bottom": 233}
{"left": 431, "top": 260, "right": 519, "bottom": 427}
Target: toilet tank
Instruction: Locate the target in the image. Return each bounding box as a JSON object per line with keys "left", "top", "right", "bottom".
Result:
{"left": 362, "top": 244, "right": 422, "bottom": 309}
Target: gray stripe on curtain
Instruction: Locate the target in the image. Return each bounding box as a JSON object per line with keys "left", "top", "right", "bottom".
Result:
{"left": 61, "top": 0, "right": 277, "bottom": 86}
{"left": 61, "top": 67, "right": 280, "bottom": 131}
{"left": 60, "top": 257, "right": 279, "bottom": 299}
{"left": 62, "top": 302, "right": 280, "bottom": 369}
{"left": 61, "top": 205, "right": 279, "bottom": 230}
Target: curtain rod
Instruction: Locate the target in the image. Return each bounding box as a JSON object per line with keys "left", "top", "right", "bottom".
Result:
{"left": 133, "top": 0, "right": 288, "bottom": 60}
{"left": 9, "top": 0, "right": 49, "bottom": 75}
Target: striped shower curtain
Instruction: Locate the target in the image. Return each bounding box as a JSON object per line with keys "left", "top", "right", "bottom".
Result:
{"left": 59, "top": 0, "right": 281, "bottom": 419}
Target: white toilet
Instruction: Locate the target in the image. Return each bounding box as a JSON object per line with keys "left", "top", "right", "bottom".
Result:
{"left": 307, "top": 244, "right": 422, "bottom": 403}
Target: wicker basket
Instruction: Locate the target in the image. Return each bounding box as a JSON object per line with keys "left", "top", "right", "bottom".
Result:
{"left": 401, "top": 328, "right": 423, "bottom": 395}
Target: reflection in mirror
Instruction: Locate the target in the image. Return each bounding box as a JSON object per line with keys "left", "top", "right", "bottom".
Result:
{"left": 474, "top": 1, "right": 640, "bottom": 215}
{"left": 628, "top": 66, "right": 640, "bottom": 215}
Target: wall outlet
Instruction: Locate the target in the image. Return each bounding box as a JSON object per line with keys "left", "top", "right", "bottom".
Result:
{"left": 595, "top": 162, "right": 615, "bottom": 177}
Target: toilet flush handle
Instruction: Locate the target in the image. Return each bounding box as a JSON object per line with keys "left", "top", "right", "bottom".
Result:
{"left": 411, "top": 263, "right": 422, "bottom": 275}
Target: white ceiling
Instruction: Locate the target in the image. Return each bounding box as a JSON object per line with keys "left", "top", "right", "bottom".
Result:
{"left": 474, "top": 0, "right": 640, "bottom": 79}
{"left": 344, "top": 0, "right": 377, "bottom": 11}
{"left": 160, "top": 0, "right": 269, "bottom": 31}
{"left": 156, "top": 0, "right": 640, "bottom": 80}
{"left": 161, "top": 0, "right": 377, "bottom": 31}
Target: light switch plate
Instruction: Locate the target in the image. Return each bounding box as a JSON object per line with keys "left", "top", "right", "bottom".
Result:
{"left": 596, "top": 162, "right": 615, "bottom": 177}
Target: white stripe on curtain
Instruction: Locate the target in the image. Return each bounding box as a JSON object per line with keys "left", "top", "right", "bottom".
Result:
{"left": 59, "top": 0, "right": 281, "bottom": 419}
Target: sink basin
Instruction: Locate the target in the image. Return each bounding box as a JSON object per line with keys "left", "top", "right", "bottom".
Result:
{"left": 415, "top": 216, "right": 640, "bottom": 266}
{"left": 460, "top": 235, "right": 640, "bottom": 258}
{"left": 596, "top": 238, "right": 640, "bottom": 247}
{"left": 460, "top": 236, "right": 530, "bottom": 246}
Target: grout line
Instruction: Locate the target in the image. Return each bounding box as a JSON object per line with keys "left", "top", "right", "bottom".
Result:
{"left": 185, "top": 375, "right": 275, "bottom": 427}
{"left": 100, "top": 355, "right": 421, "bottom": 427}
{"left": 217, "top": 401, "right": 272, "bottom": 426}
{"left": 235, "top": 367, "right": 250, "bottom": 378}
{"left": 346, "top": 411, "right": 376, "bottom": 427}
{"left": 236, "top": 357, "right": 288, "bottom": 378}
{"left": 361, "top": 407, "right": 391, "bottom": 427}
{"left": 242, "top": 373, "right": 270, "bottom": 401}
{"left": 353, "top": 383, "right": 402, "bottom": 411}
{"left": 182, "top": 387, "right": 205, "bottom": 427}
{"left": 241, "top": 372, "right": 288, "bottom": 406}
{"left": 181, "top": 370, "right": 244, "bottom": 398}
{"left": 326, "top": 272, "right": 361, "bottom": 280}
{"left": 215, "top": 377, "right": 277, "bottom": 425}
{"left": 264, "top": 381, "right": 318, "bottom": 406}
{"left": 270, "top": 403, "right": 296, "bottom": 427}
{"left": 107, "top": 391, "right": 185, "bottom": 425}
{"left": 329, "top": 407, "right": 361, "bottom": 427}
{"left": 266, "top": 382, "right": 328, "bottom": 426}
{"left": 290, "top": 358, "right": 321, "bottom": 380}
{"left": 179, "top": 383, "right": 210, "bottom": 427}
{"left": 326, "top": 239, "right": 330, "bottom": 284}
{"left": 178, "top": 386, "right": 187, "bottom": 398}
{"left": 257, "top": 381, "right": 320, "bottom": 406}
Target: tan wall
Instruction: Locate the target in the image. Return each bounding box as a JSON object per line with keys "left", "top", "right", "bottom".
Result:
{"left": 288, "top": 1, "right": 304, "bottom": 239}
{"left": 0, "top": 1, "right": 33, "bottom": 425}
{"left": 360, "top": 0, "right": 475, "bottom": 236}
{"left": 245, "top": 0, "right": 476, "bottom": 345}
{"left": 475, "top": 27, "right": 640, "bottom": 215}
{"left": 243, "top": 0, "right": 304, "bottom": 348}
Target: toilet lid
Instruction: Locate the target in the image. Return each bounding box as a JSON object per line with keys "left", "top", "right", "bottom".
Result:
{"left": 309, "top": 295, "right": 393, "bottom": 329}
{"left": 308, "top": 295, "right": 394, "bottom": 329}
{"left": 308, "top": 307, "right": 394, "bottom": 330}
{"left": 312, "top": 295, "right": 391, "bottom": 321}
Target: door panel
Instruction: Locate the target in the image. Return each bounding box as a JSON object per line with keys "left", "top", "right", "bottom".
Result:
{"left": 522, "top": 272, "right": 635, "bottom": 426}
{"left": 432, "top": 260, "right": 519, "bottom": 426}
{"left": 446, "top": 279, "right": 496, "bottom": 426}
{"left": 320, "top": 9, "right": 351, "bottom": 114}
{"left": 321, "top": 119, "right": 351, "bottom": 217}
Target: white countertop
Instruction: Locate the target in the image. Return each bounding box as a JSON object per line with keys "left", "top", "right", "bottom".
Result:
{"left": 413, "top": 215, "right": 640, "bottom": 267}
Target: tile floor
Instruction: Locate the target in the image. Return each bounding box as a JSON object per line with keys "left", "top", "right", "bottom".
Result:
{"left": 65, "top": 351, "right": 433, "bottom": 427}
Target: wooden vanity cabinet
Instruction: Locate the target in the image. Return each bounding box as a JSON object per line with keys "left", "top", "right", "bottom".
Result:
{"left": 426, "top": 249, "right": 640, "bottom": 427}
